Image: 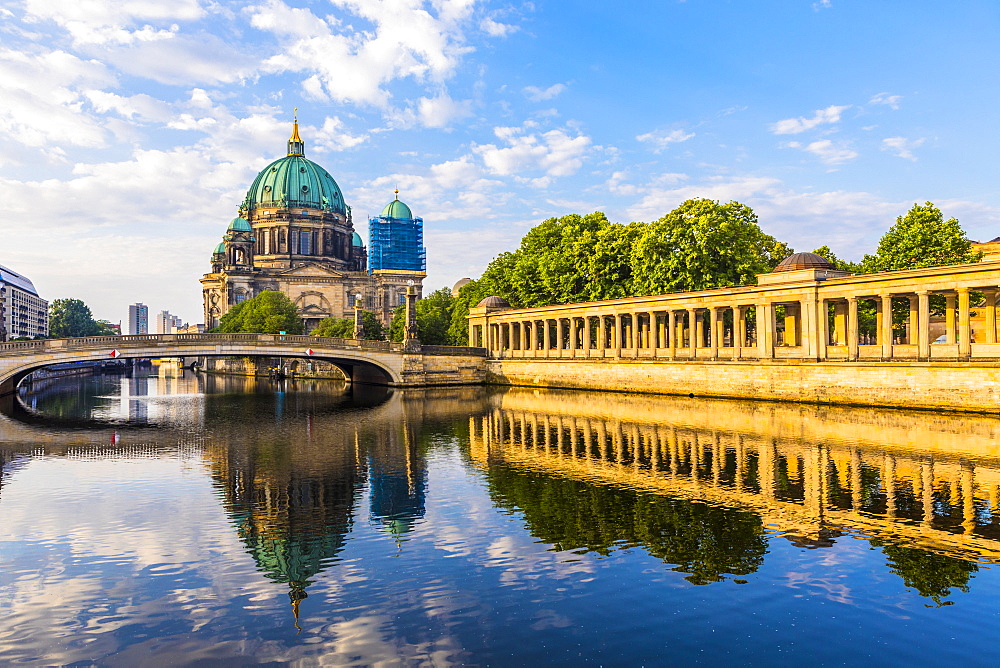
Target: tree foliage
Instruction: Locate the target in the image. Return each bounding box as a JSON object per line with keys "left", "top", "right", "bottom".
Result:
{"left": 49, "top": 298, "right": 105, "bottom": 338}
{"left": 447, "top": 200, "right": 791, "bottom": 343}
{"left": 216, "top": 290, "right": 303, "bottom": 334}
{"left": 310, "top": 311, "right": 385, "bottom": 340}
{"left": 861, "top": 202, "right": 981, "bottom": 273}
{"left": 389, "top": 287, "right": 457, "bottom": 345}
{"left": 874, "top": 540, "right": 978, "bottom": 606}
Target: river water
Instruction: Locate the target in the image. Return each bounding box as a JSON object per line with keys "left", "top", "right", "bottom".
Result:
{"left": 2, "top": 370, "right": 1000, "bottom": 666}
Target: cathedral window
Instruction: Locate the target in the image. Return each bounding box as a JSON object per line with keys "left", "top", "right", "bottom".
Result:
{"left": 300, "top": 231, "right": 311, "bottom": 254}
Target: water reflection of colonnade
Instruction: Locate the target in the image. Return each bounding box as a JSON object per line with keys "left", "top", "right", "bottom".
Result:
{"left": 469, "top": 390, "right": 1000, "bottom": 562}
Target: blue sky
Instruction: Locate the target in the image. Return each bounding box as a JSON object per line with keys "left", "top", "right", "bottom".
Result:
{"left": 2, "top": 0, "right": 999, "bottom": 325}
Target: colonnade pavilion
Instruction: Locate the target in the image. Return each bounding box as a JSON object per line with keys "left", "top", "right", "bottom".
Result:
{"left": 467, "top": 249, "right": 1000, "bottom": 362}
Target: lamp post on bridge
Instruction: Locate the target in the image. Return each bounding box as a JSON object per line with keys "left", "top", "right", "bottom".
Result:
{"left": 353, "top": 293, "right": 364, "bottom": 340}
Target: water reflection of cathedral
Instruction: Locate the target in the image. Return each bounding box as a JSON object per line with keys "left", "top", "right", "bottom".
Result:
{"left": 201, "top": 398, "right": 430, "bottom": 621}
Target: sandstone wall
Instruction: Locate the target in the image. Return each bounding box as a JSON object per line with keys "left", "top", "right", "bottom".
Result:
{"left": 487, "top": 358, "right": 1000, "bottom": 412}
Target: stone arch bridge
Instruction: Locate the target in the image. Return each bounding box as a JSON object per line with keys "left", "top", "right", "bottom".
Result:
{"left": 0, "top": 333, "right": 487, "bottom": 396}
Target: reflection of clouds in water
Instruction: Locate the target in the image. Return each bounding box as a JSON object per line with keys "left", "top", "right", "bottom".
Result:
{"left": 0, "top": 456, "right": 279, "bottom": 663}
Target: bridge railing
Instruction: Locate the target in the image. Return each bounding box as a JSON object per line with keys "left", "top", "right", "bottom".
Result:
{"left": 0, "top": 334, "right": 481, "bottom": 356}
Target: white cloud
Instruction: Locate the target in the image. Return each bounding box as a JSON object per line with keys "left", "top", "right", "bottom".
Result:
{"left": 636, "top": 128, "right": 695, "bottom": 152}
{"left": 869, "top": 92, "right": 902, "bottom": 109}
{"left": 523, "top": 83, "right": 566, "bottom": 102}
{"left": 881, "top": 136, "right": 925, "bottom": 161}
{"left": 473, "top": 124, "right": 593, "bottom": 178}
{"left": 785, "top": 139, "right": 858, "bottom": 165}
{"left": 480, "top": 18, "right": 517, "bottom": 37}
{"left": 23, "top": 0, "right": 205, "bottom": 46}
{"left": 312, "top": 116, "right": 370, "bottom": 151}
{"left": 249, "top": 0, "right": 478, "bottom": 107}
{"left": 417, "top": 94, "right": 473, "bottom": 128}
{"left": 813, "top": 0, "right": 832, "bottom": 9}
{"left": 0, "top": 48, "right": 114, "bottom": 150}
{"left": 770, "top": 104, "right": 850, "bottom": 135}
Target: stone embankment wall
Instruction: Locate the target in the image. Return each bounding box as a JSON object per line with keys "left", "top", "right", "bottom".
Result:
{"left": 486, "top": 359, "right": 1000, "bottom": 413}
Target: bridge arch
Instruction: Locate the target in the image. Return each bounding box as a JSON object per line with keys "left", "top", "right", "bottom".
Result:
{"left": 0, "top": 334, "right": 406, "bottom": 396}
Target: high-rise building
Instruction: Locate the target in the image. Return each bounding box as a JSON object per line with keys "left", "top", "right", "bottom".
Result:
{"left": 200, "top": 116, "right": 425, "bottom": 331}
{"left": 128, "top": 302, "right": 149, "bottom": 335}
{"left": 155, "top": 310, "right": 184, "bottom": 334}
{"left": 0, "top": 264, "right": 48, "bottom": 340}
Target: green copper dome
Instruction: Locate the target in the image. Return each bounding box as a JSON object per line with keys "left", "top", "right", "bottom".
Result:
{"left": 241, "top": 121, "right": 347, "bottom": 214}
{"left": 351, "top": 232, "right": 364, "bottom": 247}
{"left": 228, "top": 217, "right": 251, "bottom": 232}
{"left": 381, "top": 196, "right": 412, "bottom": 220}
{"left": 214, "top": 242, "right": 225, "bottom": 254}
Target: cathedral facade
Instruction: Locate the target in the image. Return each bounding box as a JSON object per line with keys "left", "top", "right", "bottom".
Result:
{"left": 201, "top": 119, "right": 426, "bottom": 332}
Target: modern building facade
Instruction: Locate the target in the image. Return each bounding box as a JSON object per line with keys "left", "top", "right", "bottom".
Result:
{"left": 155, "top": 310, "right": 183, "bottom": 334}
{"left": 128, "top": 302, "right": 149, "bottom": 335}
{"left": 0, "top": 264, "right": 48, "bottom": 340}
{"left": 201, "top": 117, "right": 425, "bottom": 332}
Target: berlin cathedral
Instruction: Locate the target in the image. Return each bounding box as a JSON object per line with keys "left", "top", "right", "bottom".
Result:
{"left": 201, "top": 117, "right": 426, "bottom": 332}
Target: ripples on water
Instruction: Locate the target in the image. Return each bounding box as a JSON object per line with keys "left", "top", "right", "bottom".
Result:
{"left": 1, "top": 370, "right": 1000, "bottom": 665}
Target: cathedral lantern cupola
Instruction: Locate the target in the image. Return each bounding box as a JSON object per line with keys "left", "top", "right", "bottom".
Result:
{"left": 287, "top": 108, "right": 305, "bottom": 157}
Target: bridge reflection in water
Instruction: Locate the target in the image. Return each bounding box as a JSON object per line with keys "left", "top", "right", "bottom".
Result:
{"left": 469, "top": 388, "right": 1000, "bottom": 596}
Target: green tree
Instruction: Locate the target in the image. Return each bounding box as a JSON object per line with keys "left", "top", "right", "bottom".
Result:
{"left": 49, "top": 298, "right": 103, "bottom": 338}
{"left": 310, "top": 311, "right": 385, "bottom": 340}
{"left": 861, "top": 202, "right": 981, "bottom": 273}
{"left": 811, "top": 245, "right": 859, "bottom": 273}
{"left": 630, "top": 198, "right": 791, "bottom": 295}
{"left": 874, "top": 541, "right": 978, "bottom": 606}
{"left": 216, "top": 290, "right": 303, "bottom": 334}
{"left": 388, "top": 287, "right": 457, "bottom": 344}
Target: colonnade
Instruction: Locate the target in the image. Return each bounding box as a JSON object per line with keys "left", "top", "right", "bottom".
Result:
{"left": 468, "top": 260, "right": 1000, "bottom": 362}
{"left": 469, "top": 408, "right": 1000, "bottom": 552}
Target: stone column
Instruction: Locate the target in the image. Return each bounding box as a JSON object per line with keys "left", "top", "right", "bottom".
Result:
{"left": 847, "top": 296, "right": 859, "bottom": 361}
{"left": 584, "top": 316, "right": 592, "bottom": 354}
{"left": 958, "top": 287, "right": 971, "bottom": 357}
{"left": 880, "top": 294, "right": 893, "bottom": 359}
{"left": 819, "top": 300, "right": 830, "bottom": 360}
{"left": 648, "top": 311, "right": 658, "bottom": 350}
{"left": 543, "top": 318, "right": 551, "bottom": 357}
{"left": 736, "top": 305, "right": 748, "bottom": 357}
{"left": 614, "top": 313, "right": 622, "bottom": 358}
{"left": 688, "top": 308, "right": 698, "bottom": 357}
{"left": 833, "top": 301, "right": 847, "bottom": 345}
{"left": 756, "top": 302, "right": 773, "bottom": 358}
{"left": 908, "top": 295, "right": 919, "bottom": 344}
{"left": 708, "top": 307, "right": 719, "bottom": 358}
{"left": 917, "top": 290, "right": 931, "bottom": 359}
{"left": 633, "top": 314, "right": 641, "bottom": 356}
{"left": 985, "top": 289, "right": 998, "bottom": 344}
{"left": 668, "top": 310, "right": 677, "bottom": 359}
{"left": 945, "top": 292, "right": 957, "bottom": 344}
{"left": 599, "top": 315, "right": 607, "bottom": 355}
{"left": 784, "top": 303, "right": 798, "bottom": 347}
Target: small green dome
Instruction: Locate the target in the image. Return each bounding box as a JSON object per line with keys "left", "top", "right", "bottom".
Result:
{"left": 228, "top": 217, "right": 251, "bottom": 232}
{"left": 214, "top": 242, "right": 225, "bottom": 254}
{"left": 351, "top": 232, "right": 364, "bottom": 247}
{"left": 381, "top": 197, "right": 413, "bottom": 220}
{"left": 243, "top": 155, "right": 346, "bottom": 214}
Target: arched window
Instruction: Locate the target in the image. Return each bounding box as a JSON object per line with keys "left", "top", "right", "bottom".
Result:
{"left": 278, "top": 228, "right": 287, "bottom": 252}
